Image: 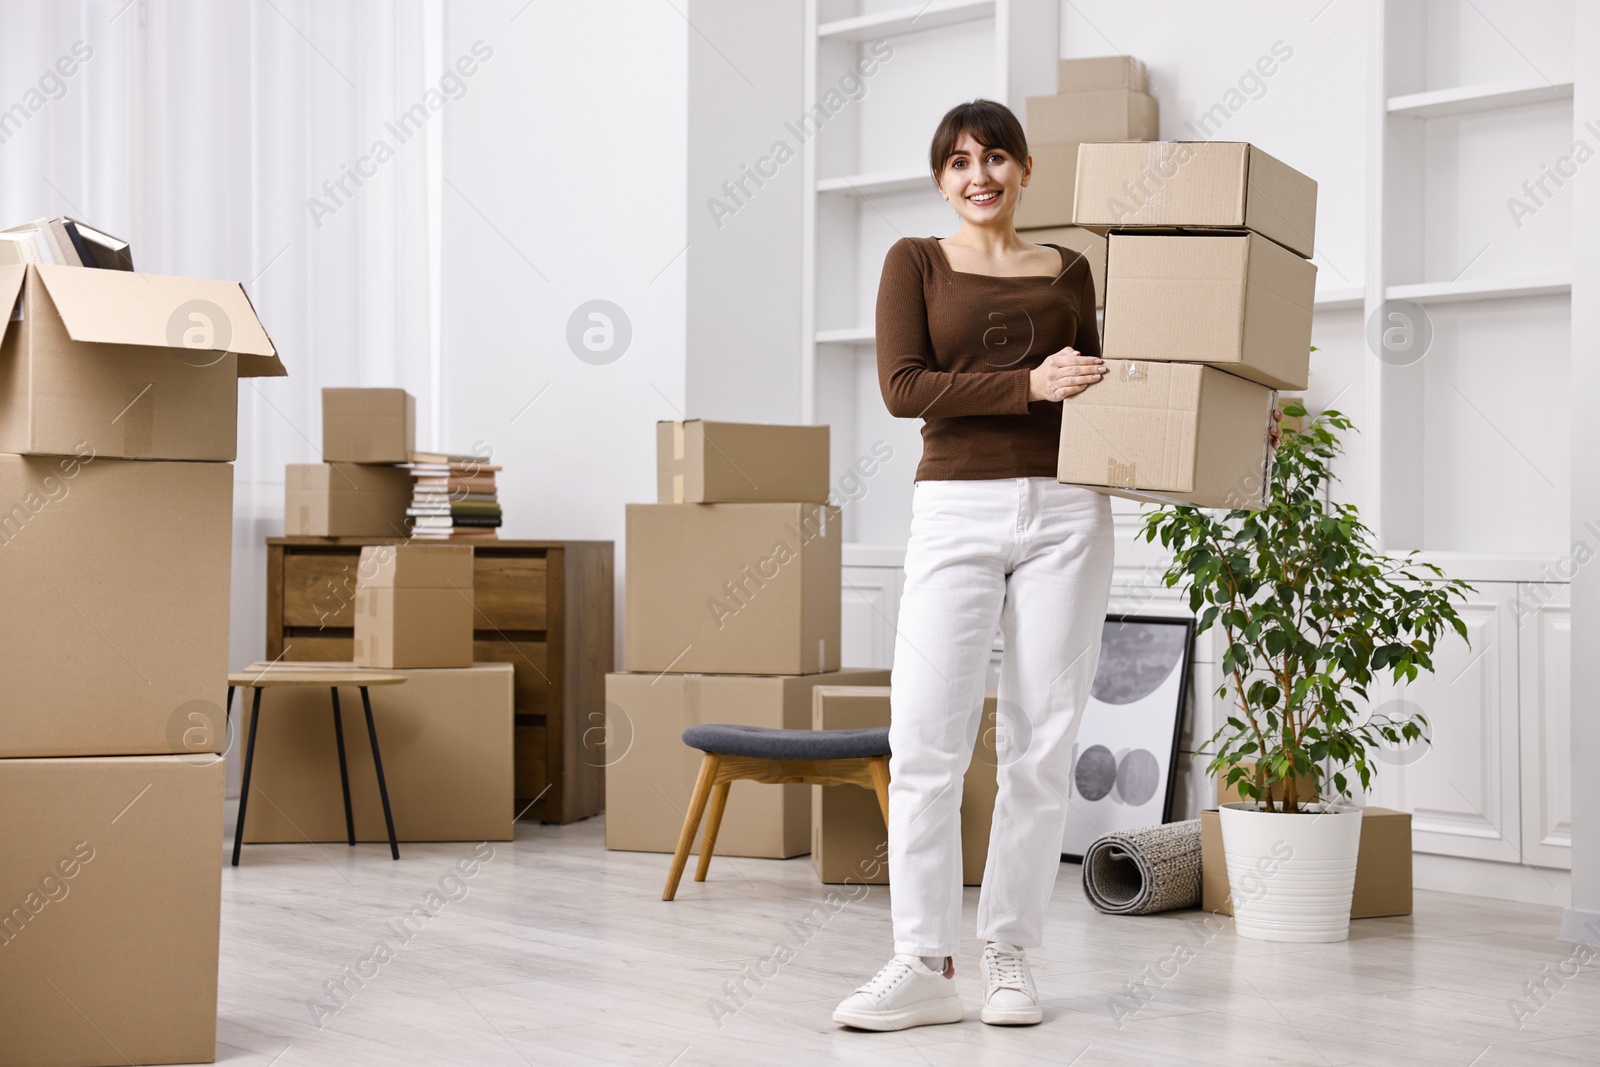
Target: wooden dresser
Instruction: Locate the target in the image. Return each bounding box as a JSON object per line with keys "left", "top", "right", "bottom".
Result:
{"left": 264, "top": 537, "right": 613, "bottom": 824}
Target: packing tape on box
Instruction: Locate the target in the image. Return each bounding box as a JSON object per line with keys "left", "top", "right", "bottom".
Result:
{"left": 673, "top": 473, "right": 684, "bottom": 503}
{"left": 1122, "top": 361, "right": 1147, "bottom": 382}
{"left": 673, "top": 420, "right": 686, "bottom": 460}
{"left": 1107, "top": 457, "right": 1137, "bottom": 488}
{"left": 298, "top": 505, "right": 311, "bottom": 534}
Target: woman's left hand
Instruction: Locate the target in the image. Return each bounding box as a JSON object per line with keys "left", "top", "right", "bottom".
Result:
{"left": 1269, "top": 407, "right": 1284, "bottom": 448}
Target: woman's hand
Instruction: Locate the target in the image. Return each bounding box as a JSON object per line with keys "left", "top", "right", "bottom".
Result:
{"left": 1029, "top": 347, "right": 1105, "bottom": 403}
{"left": 1269, "top": 406, "right": 1284, "bottom": 448}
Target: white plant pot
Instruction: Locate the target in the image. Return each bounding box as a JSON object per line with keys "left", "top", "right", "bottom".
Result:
{"left": 1218, "top": 801, "right": 1363, "bottom": 943}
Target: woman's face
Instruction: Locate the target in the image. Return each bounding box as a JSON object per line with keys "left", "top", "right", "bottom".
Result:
{"left": 936, "top": 131, "right": 1030, "bottom": 226}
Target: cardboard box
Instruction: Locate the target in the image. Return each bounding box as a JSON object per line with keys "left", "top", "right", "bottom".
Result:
{"left": 604, "top": 669, "right": 890, "bottom": 859}
{"left": 1057, "top": 55, "right": 1148, "bottom": 94}
{"left": 1027, "top": 90, "right": 1158, "bottom": 145}
{"left": 1215, "top": 758, "right": 1320, "bottom": 806}
{"left": 1018, "top": 225, "right": 1107, "bottom": 307}
{"left": 1014, "top": 143, "right": 1082, "bottom": 230}
{"left": 1074, "top": 141, "right": 1318, "bottom": 259}
{"left": 657, "top": 420, "right": 830, "bottom": 504}
{"left": 0, "top": 755, "right": 223, "bottom": 1067}
{"left": 236, "top": 661, "right": 515, "bottom": 843}
{"left": 285, "top": 461, "right": 413, "bottom": 537}
{"left": 0, "top": 454, "right": 232, "bottom": 758}
{"left": 322, "top": 387, "right": 416, "bottom": 464}
{"left": 810, "top": 687, "right": 999, "bottom": 887}
{"left": 353, "top": 544, "right": 475, "bottom": 668}
{"left": 1200, "top": 806, "right": 1413, "bottom": 918}
{"left": 1102, "top": 231, "right": 1315, "bottom": 390}
{"left": 625, "top": 502, "right": 841, "bottom": 675}
{"left": 1058, "top": 360, "right": 1276, "bottom": 509}
{"left": 0, "top": 263, "right": 283, "bottom": 461}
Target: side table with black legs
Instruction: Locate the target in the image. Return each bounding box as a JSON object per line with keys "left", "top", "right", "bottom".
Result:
{"left": 225, "top": 669, "right": 408, "bottom": 866}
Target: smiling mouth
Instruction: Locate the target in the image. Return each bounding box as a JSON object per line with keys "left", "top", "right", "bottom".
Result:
{"left": 967, "top": 191, "right": 1000, "bottom": 205}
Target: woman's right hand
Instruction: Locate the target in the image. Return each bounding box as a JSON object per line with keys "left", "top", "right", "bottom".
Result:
{"left": 1029, "top": 347, "right": 1105, "bottom": 403}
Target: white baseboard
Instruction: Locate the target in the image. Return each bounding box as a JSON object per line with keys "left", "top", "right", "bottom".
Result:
{"left": 1413, "top": 852, "right": 1570, "bottom": 908}
{"left": 1558, "top": 906, "right": 1600, "bottom": 945}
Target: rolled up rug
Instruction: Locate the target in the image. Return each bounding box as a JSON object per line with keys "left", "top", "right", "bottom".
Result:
{"left": 1081, "top": 819, "right": 1203, "bottom": 915}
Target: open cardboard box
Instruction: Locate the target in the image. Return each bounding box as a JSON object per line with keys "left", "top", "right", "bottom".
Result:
{"left": 0, "top": 263, "right": 283, "bottom": 461}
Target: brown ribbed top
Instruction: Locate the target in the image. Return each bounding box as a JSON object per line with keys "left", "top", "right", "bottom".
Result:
{"left": 876, "top": 235, "right": 1099, "bottom": 481}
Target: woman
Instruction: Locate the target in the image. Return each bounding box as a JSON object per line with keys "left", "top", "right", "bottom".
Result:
{"left": 832, "top": 99, "right": 1114, "bottom": 1031}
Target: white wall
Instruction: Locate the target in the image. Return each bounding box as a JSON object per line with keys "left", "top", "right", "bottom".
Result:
{"left": 439, "top": 1, "right": 688, "bottom": 668}
{"left": 686, "top": 1, "right": 807, "bottom": 422}
{"left": 1, "top": 1, "right": 690, "bottom": 684}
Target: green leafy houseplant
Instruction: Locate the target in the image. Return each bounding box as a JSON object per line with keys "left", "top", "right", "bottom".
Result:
{"left": 1140, "top": 397, "right": 1473, "bottom": 813}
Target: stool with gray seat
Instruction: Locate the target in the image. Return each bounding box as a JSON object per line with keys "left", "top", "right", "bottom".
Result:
{"left": 662, "top": 723, "right": 892, "bottom": 901}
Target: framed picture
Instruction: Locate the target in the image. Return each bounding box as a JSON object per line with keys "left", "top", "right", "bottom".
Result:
{"left": 1060, "top": 613, "right": 1195, "bottom": 862}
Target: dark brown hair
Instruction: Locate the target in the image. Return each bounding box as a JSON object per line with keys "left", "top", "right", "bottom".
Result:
{"left": 928, "top": 99, "right": 1028, "bottom": 179}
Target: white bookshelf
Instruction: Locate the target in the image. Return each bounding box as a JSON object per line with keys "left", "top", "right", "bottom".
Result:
{"left": 1386, "top": 78, "right": 1574, "bottom": 119}
{"left": 800, "top": 0, "right": 1057, "bottom": 545}
{"left": 1358, "top": 0, "right": 1577, "bottom": 876}
{"left": 817, "top": 0, "right": 997, "bottom": 42}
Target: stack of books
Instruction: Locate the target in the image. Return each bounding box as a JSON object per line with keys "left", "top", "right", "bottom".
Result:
{"left": 404, "top": 451, "right": 503, "bottom": 541}
{"left": 0, "top": 216, "right": 134, "bottom": 269}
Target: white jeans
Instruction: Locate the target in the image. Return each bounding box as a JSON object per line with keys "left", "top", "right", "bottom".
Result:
{"left": 887, "top": 477, "right": 1114, "bottom": 956}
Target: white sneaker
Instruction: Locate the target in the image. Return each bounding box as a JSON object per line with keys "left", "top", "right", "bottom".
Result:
{"left": 833, "top": 954, "right": 964, "bottom": 1031}
{"left": 980, "top": 942, "right": 1042, "bottom": 1025}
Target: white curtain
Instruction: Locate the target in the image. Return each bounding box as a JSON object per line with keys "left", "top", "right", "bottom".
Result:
{"left": 0, "top": 0, "right": 443, "bottom": 677}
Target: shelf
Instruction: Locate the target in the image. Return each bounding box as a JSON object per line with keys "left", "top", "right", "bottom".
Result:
{"left": 817, "top": 0, "right": 994, "bottom": 42}
{"left": 815, "top": 326, "right": 875, "bottom": 345}
{"left": 1385, "top": 274, "right": 1571, "bottom": 306}
{"left": 815, "top": 167, "right": 936, "bottom": 197}
{"left": 1313, "top": 286, "right": 1364, "bottom": 312}
{"left": 1386, "top": 79, "right": 1574, "bottom": 120}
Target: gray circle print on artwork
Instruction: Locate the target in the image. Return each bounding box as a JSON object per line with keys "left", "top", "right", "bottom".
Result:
{"left": 1091, "top": 623, "right": 1188, "bottom": 704}
{"left": 1074, "top": 744, "right": 1117, "bottom": 801}
{"left": 1115, "top": 748, "right": 1161, "bottom": 806}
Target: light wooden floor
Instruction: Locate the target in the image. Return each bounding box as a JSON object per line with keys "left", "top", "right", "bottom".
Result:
{"left": 204, "top": 809, "right": 1597, "bottom": 1067}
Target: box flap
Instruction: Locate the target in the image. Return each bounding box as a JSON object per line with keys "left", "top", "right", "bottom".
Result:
{"left": 32, "top": 264, "right": 285, "bottom": 377}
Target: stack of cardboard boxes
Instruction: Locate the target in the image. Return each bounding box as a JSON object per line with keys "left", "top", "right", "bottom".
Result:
{"left": 607, "top": 421, "right": 890, "bottom": 860}
{"left": 1017, "top": 55, "right": 1158, "bottom": 307}
{"left": 284, "top": 387, "right": 416, "bottom": 537}
{"left": 0, "top": 262, "right": 283, "bottom": 1065}
{"left": 1058, "top": 141, "right": 1319, "bottom": 508}
{"left": 251, "top": 418, "right": 516, "bottom": 845}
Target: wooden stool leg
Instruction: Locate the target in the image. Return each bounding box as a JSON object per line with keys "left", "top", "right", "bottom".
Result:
{"left": 868, "top": 756, "right": 891, "bottom": 827}
{"left": 694, "top": 782, "right": 731, "bottom": 883}
{"left": 663, "top": 753, "right": 720, "bottom": 901}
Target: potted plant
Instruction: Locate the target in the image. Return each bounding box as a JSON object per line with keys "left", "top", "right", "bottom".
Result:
{"left": 1140, "top": 398, "right": 1471, "bottom": 942}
